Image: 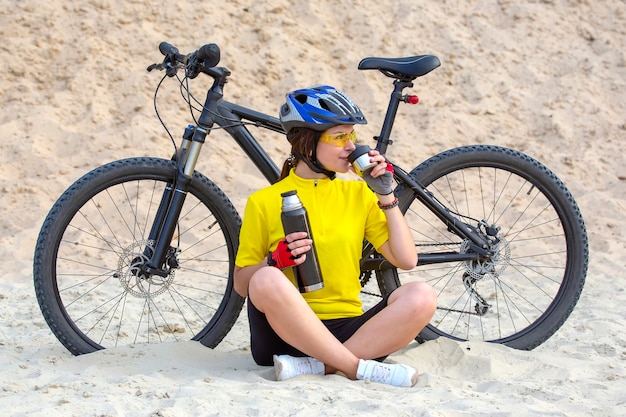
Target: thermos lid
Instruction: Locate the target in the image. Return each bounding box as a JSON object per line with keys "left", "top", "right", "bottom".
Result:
{"left": 281, "top": 190, "right": 302, "bottom": 211}
{"left": 348, "top": 144, "right": 371, "bottom": 163}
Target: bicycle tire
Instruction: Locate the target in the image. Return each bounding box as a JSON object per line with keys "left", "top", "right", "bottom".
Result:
{"left": 34, "top": 157, "right": 244, "bottom": 355}
{"left": 384, "top": 145, "right": 588, "bottom": 350}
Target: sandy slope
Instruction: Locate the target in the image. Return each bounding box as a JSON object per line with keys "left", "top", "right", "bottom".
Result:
{"left": 0, "top": 0, "right": 624, "bottom": 415}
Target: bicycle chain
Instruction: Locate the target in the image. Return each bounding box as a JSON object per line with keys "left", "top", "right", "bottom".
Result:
{"left": 360, "top": 241, "right": 462, "bottom": 295}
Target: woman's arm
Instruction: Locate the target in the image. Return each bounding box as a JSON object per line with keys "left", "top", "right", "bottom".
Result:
{"left": 375, "top": 193, "right": 418, "bottom": 270}
{"left": 234, "top": 263, "right": 265, "bottom": 297}
{"left": 362, "top": 151, "right": 417, "bottom": 270}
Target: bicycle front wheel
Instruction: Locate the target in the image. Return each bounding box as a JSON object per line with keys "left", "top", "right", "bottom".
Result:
{"left": 34, "top": 157, "right": 243, "bottom": 355}
{"left": 391, "top": 145, "right": 588, "bottom": 349}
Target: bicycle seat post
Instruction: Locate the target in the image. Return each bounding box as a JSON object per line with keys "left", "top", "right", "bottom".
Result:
{"left": 376, "top": 79, "right": 413, "bottom": 155}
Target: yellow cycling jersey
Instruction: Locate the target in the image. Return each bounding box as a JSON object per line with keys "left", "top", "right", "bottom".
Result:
{"left": 235, "top": 169, "right": 390, "bottom": 319}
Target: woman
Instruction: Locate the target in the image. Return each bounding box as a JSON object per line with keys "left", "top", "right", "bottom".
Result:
{"left": 234, "top": 85, "right": 437, "bottom": 387}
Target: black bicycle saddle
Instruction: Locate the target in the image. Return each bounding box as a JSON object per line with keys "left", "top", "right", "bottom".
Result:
{"left": 358, "top": 55, "right": 441, "bottom": 80}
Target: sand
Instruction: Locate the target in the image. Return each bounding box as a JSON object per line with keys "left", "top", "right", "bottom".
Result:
{"left": 1, "top": 0, "right": 625, "bottom": 415}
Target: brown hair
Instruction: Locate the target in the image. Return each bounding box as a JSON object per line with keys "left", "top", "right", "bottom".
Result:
{"left": 279, "top": 128, "right": 319, "bottom": 180}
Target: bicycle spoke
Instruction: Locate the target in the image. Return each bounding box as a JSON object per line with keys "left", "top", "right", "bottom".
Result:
{"left": 35, "top": 161, "right": 242, "bottom": 354}
{"left": 389, "top": 146, "right": 587, "bottom": 348}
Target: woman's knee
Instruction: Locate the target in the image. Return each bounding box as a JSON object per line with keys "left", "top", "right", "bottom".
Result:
{"left": 394, "top": 281, "right": 437, "bottom": 317}
{"left": 248, "top": 267, "right": 294, "bottom": 306}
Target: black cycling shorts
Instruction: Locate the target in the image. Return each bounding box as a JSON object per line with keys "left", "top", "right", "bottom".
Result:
{"left": 247, "top": 293, "right": 392, "bottom": 366}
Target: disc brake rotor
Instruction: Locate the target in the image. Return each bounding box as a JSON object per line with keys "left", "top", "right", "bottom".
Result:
{"left": 116, "top": 239, "right": 175, "bottom": 298}
{"left": 460, "top": 234, "right": 511, "bottom": 281}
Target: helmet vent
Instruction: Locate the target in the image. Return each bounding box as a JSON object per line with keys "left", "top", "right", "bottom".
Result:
{"left": 279, "top": 85, "right": 367, "bottom": 133}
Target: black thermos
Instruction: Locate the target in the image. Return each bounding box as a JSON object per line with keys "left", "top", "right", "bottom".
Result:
{"left": 280, "top": 190, "right": 324, "bottom": 292}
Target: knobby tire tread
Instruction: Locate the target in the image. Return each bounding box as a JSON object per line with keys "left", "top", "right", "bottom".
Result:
{"left": 34, "top": 157, "right": 244, "bottom": 355}
{"left": 388, "top": 145, "right": 588, "bottom": 349}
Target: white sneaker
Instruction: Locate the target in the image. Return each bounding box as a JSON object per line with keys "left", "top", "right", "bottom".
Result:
{"left": 273, "top": 354, "right": 325, "bottom": 381}
{"left": 356, "top": 359, "right": 418, "bottom": 387}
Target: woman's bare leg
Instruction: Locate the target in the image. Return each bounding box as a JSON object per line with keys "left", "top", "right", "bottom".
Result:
{"left": 249, "top": 268, "right": 436, "bottom": 378}
{"left": 248, "top": 266, "right": 361, "bottom": 379}
{"left": 342, "top": 281, "right": 437, "bottom": 361}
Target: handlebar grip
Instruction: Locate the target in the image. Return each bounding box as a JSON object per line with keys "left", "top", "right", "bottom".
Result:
{"left": 197, "top": 43, "right": 221, "bottom": 67}
{"left": 159, "top": 42, "right": 180, "bottom": 57}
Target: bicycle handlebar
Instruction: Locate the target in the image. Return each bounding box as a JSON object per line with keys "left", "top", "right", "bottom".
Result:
{"left": 196, "top": 44, "right": 220, "bottom": 67}
{"left": 158, "top": 42, "right": 184, "bottom": 61}
{"left": 149, "top": 42, "right": 222, "bottom": 78}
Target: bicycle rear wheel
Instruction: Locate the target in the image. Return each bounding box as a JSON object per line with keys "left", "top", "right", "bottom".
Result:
{"left": 34, "top": 157, "right": 243, "bottom": 355}
{"left": 389, "top": 145, "right": 588, "bottom": 349}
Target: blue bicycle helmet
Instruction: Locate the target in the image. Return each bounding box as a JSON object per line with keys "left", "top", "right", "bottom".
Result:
{"left": 279, "top": 85, "right": 367, "bottom": 133}
{"left": 279, "top": 86, "right": 367, "bottom": 179}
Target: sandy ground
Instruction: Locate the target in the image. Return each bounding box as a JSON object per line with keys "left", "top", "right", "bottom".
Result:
{"left": 1, "top": 0, "right": 625, "bottom": 416}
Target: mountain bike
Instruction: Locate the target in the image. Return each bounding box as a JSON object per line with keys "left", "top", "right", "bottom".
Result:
{"left": 33, "top": 42, "right": 588, "bottom": 356}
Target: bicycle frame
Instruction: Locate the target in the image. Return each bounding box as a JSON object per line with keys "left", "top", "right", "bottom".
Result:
{"left": 373, "top": 79, "right": 491, "bottom": 261}
{"left": 33, "top": 42, "right": 588, "bottom": 355}
{"left": 143, "top": 66, "right": 490, "bottom": 277}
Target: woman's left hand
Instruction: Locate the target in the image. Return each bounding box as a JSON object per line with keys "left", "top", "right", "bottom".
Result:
{"left": 362, "top": 150, "right": 394, "bottom": 195}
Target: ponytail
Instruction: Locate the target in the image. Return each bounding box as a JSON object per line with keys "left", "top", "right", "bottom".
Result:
{"left": 278, "top": 128, "right": 319, "bottom": 180}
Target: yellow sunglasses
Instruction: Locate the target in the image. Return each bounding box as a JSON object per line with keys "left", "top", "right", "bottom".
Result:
{"left": 318, "top": 130, "right": 358, "bottom": 147}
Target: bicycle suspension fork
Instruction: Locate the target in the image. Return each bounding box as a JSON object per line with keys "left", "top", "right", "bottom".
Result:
{"left": 141, "top": 68, "right": 229, "bottom": 277}
{"left": 142, "top": 125, "right": 207, "bottom": 277}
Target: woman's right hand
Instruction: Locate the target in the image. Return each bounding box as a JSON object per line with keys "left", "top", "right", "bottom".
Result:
{"left": 267, "top": 232, "right": 312, "bottom": 269}
{"left": 235, "top": 232, "right": 312, "bottom": 297}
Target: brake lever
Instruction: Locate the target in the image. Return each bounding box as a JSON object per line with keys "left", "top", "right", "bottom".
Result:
{"left": 146, "top": 63, "right": 163, "bottom": 72}
{"left": 146, "top": 59, "right": 182, "bottom": 77}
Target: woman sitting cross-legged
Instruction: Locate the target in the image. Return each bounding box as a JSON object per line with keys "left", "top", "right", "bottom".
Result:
{"left": 234, "top": 85, "right": 437, "bottom": 387}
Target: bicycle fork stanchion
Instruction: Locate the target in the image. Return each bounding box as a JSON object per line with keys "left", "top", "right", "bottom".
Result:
{"left": 142, "top": 126, "right": 208, "bottom": 277}
{"left": 142, "top": 126, "right": 195, "bottom": 260}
